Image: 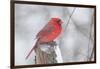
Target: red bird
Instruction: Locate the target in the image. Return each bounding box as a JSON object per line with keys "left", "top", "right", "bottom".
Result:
{"left": 26, "top": 17, "right": 63, "bottom": 59}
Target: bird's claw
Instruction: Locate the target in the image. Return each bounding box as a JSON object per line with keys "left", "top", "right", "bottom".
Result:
{"left": 40, "top": 41, "right": 57, "bottom": 46}
{"left": 48, "top": 41, "right": 57, "bottom": 46}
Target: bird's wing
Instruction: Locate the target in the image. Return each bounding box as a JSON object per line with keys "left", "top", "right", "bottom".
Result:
{"left": 36, "top": 23, "right": 55, "bottom": 38}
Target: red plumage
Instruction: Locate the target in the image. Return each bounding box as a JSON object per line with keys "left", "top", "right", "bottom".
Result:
{"left": 26, "top": 17, "right": 63, "bottom": 59}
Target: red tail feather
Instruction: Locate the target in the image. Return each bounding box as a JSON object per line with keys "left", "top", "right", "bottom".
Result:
{"left": 25, "top": 39, "right": 39, "bottom": 60}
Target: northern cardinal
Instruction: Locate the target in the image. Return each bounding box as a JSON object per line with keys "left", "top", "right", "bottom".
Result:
{"left": 26, "top": 17, "right": 63, "bottom": 59}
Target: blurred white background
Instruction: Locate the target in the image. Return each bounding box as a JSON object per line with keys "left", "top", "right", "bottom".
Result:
{"left": 0, "top": 0, "right": 100, "bottom": 69}
{"left": 15, "top": 3, "right": 94, "bottom": 65}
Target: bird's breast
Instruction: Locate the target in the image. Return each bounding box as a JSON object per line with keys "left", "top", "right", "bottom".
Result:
{"left": 40, "top": 24, "right": 62, "bottom": 43}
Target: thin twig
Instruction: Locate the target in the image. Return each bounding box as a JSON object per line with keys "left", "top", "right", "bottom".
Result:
{"left": 64, "top": 8, "right": 76, "bottom": 31}
{"left": 89, "top": 13, "right": 95, "bottom": 61}
{"left": 63, "top": 8, "right": 93, "bottom": 42}
{"left": 89, "top": 45, "right": 94, "bottom": 61}
{"left": 35, "top": 56, "right": 36, "bottom": 64}
{"left": 87, "top": 22, "right": 93, "bottom": 61}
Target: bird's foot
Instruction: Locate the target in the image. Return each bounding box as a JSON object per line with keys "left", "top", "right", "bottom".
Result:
{"left": 47, "top": 41, "right": 57, "bottom": 46}
{"left": 40, "top": 41, "right": 57, "bottom": 46}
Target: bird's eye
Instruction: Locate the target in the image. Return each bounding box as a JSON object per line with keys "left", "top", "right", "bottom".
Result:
{"left": 57, "top": 19, "right": 61, "bottom": 23}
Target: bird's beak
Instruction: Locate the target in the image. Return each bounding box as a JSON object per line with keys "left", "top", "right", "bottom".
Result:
{"left": 58, "top": 19, "right": 63, "bottom": 24}
{"left": 60, "top": 21, "right": 63, "bottom": 24}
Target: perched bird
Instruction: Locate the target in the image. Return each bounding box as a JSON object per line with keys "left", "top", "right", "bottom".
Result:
{"left": 26, "top": 17, "right": 63, "bottom": 59}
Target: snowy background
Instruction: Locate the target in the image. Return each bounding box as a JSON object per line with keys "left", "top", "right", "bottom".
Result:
{"left": 15, "top": 3, "right": 94, "bottom": 65}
